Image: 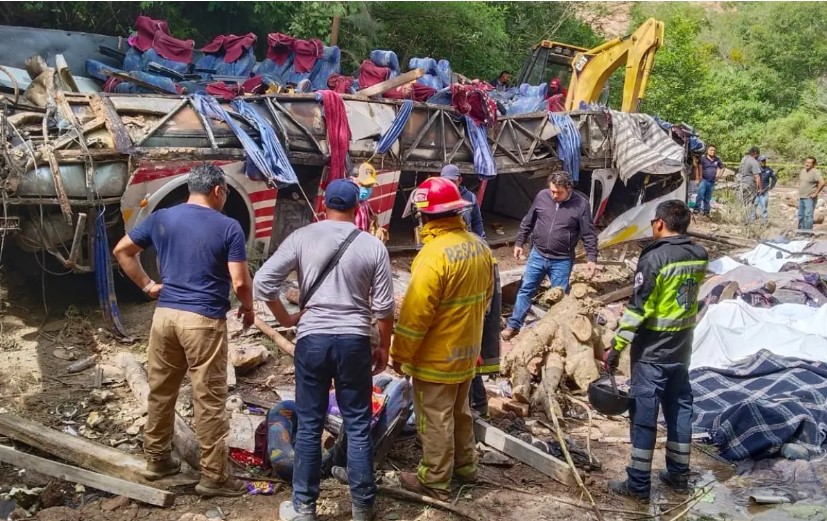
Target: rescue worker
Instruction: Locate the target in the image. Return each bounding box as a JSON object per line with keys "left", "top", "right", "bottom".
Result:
{"left": 603, "top": 200, "right": 708, "bottom": 502}
{"left": 439, "top": 164, "right": 501, "bottom": 419}
{"left": 391, "top": 177, "right": 494, "bottom": 500}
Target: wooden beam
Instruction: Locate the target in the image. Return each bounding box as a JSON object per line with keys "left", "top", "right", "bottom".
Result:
{"left": 90, "top": 94, "right": 133, "bottom": 152}
{"left": 473, "top": 418, "right": 576, "bottom": 487}
{"left": 254, "top": 317, "right": 295, "bottom": 357}
{"left": 595, "top": 284, "right": 633, "bottom": 305}
{"left": 0, "top": 414, "right": 195, "bottom": 489}
{"left": 356, "top": 69, "right": 424, "bottom": 98}
{"left": 0, "top": 444, "right": 174, "bottom": 507}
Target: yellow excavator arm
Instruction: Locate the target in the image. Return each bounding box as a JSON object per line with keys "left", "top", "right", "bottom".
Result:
{"left": 565, "top": 18, "right": 665, "bottom": 112}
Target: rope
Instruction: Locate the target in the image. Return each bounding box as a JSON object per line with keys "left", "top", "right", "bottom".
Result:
{"left": 549, "top": 112, "right": 581, "bottom": 181}
{"left": 375, "top": 100, "right": 413, "bottom": 156}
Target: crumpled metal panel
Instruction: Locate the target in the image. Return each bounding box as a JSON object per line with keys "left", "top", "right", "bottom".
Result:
{"left": 16, "top": 162, "right": 129, "bottom": 198}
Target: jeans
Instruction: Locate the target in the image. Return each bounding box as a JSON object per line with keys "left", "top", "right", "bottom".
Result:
{"left": 627, "top": 362, "right": 693, "bottom": 495}
{"left": 695, "top": 179, "right": 714, "bottom": 215}
{"left": 293, "top": 334, "right": 375, "bottom": 512}
{"left": 506, "top": 249, "right": 573, "bottom": 331}
{"left": 799, "top": 197, "right": 815, "bottom": 230}
{"left": 754, "top": 192, "right": 769, "bottom": 223}
{"left": 469, "top": 375, "right": 488, "bottom": 414}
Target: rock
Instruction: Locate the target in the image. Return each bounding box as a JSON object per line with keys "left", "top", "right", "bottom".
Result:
{"left": 814, "top": 208, "right": 826, "bottom": 225}
{"left": 39, "top": 482, "right": 64, "bottom": 508}
{"left": 177, "top": 515, "right": 209, "bottom": 521}
{"left": 229, "top": 344, "right": 269, "bottom": 375}
{"left": 502, "top": 400, "right": 529, "bottom": 417}
{"left": 101, "top": 496, "right": 131, "bottom": 512}
{"left": 90, "top": 389, "right": 114, "bottom": 404}
{"left": 571, "top": 283, "right": 590, "bottom": 299}
{"left": 37, "top": 507, "right": 81, "bottom": 521}
{"left": 539, "top": 287, "right": 565, "bottom": 307}
{"left": 570, "top": 314, "right": 593, "bottom": 342}
{"left": 480, "top": 450, "right": 513, "bottom": 467}
{"left": 86, "top": 411, "right": 104, "bottom": 429}
{"left": 284, "top": 287, "right": 301, "bottom": 305}
{"left": 8, "top": 508, "right": 28, "bottom": 521}
{"left": 225, "top": 395, "right": 244, "bottom": 412}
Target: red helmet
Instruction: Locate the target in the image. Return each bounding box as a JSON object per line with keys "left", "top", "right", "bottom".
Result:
{"left": 411, "top": 177, "right": 472, "bottom": 215}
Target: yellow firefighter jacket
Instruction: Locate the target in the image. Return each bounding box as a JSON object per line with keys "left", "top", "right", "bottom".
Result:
{"left": 391, "top": 216, "right": 494, "bottom": 384}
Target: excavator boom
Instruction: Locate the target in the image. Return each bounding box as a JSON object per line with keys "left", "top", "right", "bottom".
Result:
{"left": 565, "top": 18, "right": 664, "bottom": 112}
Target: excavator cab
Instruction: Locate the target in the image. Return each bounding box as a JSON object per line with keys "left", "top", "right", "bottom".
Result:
{"left": 515, "top": 40, "right": 586, "bottom": 91}
{"left": 516, "top": 18, "right": 664, "bottom": 113}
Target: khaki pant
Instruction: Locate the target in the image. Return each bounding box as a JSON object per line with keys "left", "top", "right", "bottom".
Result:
{"left": 412, "top": 378, "right": 477, "bottom": 490}
{"left": 144, "top": 307, "right": 229, "bottom": 483}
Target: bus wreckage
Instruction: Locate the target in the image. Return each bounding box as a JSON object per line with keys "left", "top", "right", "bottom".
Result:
{"left": 0, "top": 21, "right": 700, "bottom": 298}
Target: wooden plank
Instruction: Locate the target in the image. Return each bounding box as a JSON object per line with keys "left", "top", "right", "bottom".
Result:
{"left": 356, "top": 69, "right": 424, "bottom": 98}
{"left": 0, "top": 445, "right": 174, "bottom": 507}
{"left": 473, "top": 418, "right": 576, "bottom": 487}
{"left": 45, "top": 150, "right": 74, "bottom": 224}
{"left": 90, "top": 94, "right": 133, "bottom": 152}
{"left": 595, "top": 284, "right": 633, "bottom": 305}
{"left": 0, "top": 413, "right": 195, "bottom": 488}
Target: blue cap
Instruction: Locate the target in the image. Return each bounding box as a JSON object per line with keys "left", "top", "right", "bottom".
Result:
{"left": 758, "top": 155, "right": 767, "bottom": 162}
{"left": 440, "top": 164, "right": 461, "bottom": 180}
{"left": 324, "top": 179, "right": 360, "bottom": 211}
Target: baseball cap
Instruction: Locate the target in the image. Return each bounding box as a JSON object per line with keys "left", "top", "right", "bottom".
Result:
{"left": 324, "top": 179, "right": 360, "bottom": 211}
{"left": 440, "top": 164, "right": 461, "bottom": 180}
{"left": 758, "top": 155, "right": 767, "bottom": 162}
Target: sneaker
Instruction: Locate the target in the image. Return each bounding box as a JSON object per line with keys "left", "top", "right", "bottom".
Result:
{"left": 608, "top": 479, "right": 650, "bottom": 502}
{"left": 399, "top": 472, "right": 451, "bottom": 501}
{"left": 658, "top": 470, "right": 690, "bottom": 493}
{"left": 501, "top": 327, "right": 518, "bottom": 341}
{"left": 141, "top": 455, "right": 180, "bottom": 481}
{"left": 195, "top": 476, "right": 247, "bottom": 498}
{"left": 352, "top": 504, "right": 376, "bottom": 521}
{"left": 279, "top": 500, "right": 317, "bottom": 521}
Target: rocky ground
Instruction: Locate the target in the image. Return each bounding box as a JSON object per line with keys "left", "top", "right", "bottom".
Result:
{"left": 0, "top": 185, "right": 824, "bottom": 521}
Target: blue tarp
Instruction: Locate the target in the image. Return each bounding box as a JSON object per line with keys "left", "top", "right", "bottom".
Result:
{"left": 464, "top": 115, "right": 496, "bottom": 179}
{"left": 548, "top": 112, "right": 581, "bottom": 180}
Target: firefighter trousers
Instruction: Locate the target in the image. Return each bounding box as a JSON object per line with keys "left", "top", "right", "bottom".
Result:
{"left": 412, "top": 378, "right": 477, "bottom": 491}
{"left": 627, "top": 361, "right": 693, "bottom": 495}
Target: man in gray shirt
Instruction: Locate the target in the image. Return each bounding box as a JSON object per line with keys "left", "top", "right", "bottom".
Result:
{"left": 254, "top": 179, "right": 394, "bottom": 521}
{"left": 737, "top": 146, "right": 763, "bottom": 216}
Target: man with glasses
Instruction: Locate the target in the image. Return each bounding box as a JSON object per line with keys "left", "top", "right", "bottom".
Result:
{"left": 501, "top": 170, "right": 598, "bottom": 341}
{"left": 113, "top": 163, "right": 255, "bottom": 497}
{"left": 603, "top": 200, "right": 708, "bottom": 502}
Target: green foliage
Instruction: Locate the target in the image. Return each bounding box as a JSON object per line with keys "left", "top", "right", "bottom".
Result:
{"left": 633, "top": 2, "right": 827, "bottom": 164}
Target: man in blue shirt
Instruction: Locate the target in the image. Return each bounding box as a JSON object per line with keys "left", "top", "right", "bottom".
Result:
{"left": 694, "top": 144, "right": 724, "bottom": 217}
{"left": 440, "top": 164, "right": 485, "bottom": 238}
{"left": 113, "top": 164, "right": 255, "bottom": 497}
{"left": 754, "top": 155, "right": 776, "bottom": 224}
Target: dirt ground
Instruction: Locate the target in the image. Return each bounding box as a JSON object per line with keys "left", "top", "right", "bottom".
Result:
{"left": 0, "top": 188, "right": 825, "bottom": 521}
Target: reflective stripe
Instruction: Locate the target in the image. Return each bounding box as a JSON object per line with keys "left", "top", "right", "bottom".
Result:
{"left": 477, "top": 363, "right": 500, "bottom": 375}
{"left": 617, "top": 329, "right": 635, "bottom": 342}
{"left": 666, "top": 441, "right": 691, "bottom": 453}
{"left": 631, "top": 448, "right": 654, "bottom": 460}
{"left": 643, "top": 316, "right": 696, "bottom": 331}
{"left": 439, "top": 291, "right": 488, "bottom": 308}
{"left": 395, "top": 324, "right": 426, "bottom": 339}
{"left": 402, "top": 363, "right": 477, "bottom": 384}
{"left": 659, "top": 260, "right": 707, "bottom": 279}
{"left": 665, "top": 452, "right": 691, "bottom": 465}
{"left": 619, "top": 309, "right": 644, "bottom": 328}
{"left": 629, "top": 459, "right": 653, "bottom": 471}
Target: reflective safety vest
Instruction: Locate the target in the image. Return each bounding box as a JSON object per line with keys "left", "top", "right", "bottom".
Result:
{"left": 612, "top": 235, "right": 708, "bottom": 365}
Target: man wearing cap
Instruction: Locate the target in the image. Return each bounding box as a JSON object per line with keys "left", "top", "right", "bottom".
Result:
{"left": 254, "top": 179, "right": 395, "bottom": 521}
{"left": 392, "top": 177, "right": 494, "bottom": 500}
{"left": 440, "top": 165, "right": 485, "bottom": 238}
{"left": 440, "top": 164, "right": 499, "bottom": 418}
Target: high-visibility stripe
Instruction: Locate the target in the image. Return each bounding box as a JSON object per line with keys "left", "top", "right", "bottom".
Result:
{"left": 402, "top": 363, "right": 477, "bottom": 384}
{"left": 644, "top": 316, "right": 696, "bottom": 331}
{"left": 631, "top": 448, "right": 654, "bottom": 460}
{"left": 665, "top": 452, "right": 691, "bottom": 465}
{"left": 477, "top": 363, "right": 500, "bottom": 375}
{"left": 629, "top": 459, "right": 653, "bottom": 471}
{"left": 395, "top": 325, "right": 425, "bottom": 339}
{"left": 617, "top": 329, "right": 635, "bottom": 342}
{"left": 658, "top": 260, "right": 707, "bottom": 278}
{"left": 619, "top": 310, "right": 644, "bottom": 328}
{"left": 439, "top": 291, "right": 488, "bottom": 308}
{"left": 666, "top": 441, "right": 691, "bottom": 453}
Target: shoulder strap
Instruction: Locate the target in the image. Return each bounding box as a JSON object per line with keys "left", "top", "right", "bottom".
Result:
{"left": 299, "top": 228, "right": 362, "bottom": 310}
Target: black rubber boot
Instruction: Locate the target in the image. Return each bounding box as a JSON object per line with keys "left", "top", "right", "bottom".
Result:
{"left": 658, "top": 470, "right": 690, "bottom": 493}
{"left": 608, "top": 479, "right": 650, "bottom": 503}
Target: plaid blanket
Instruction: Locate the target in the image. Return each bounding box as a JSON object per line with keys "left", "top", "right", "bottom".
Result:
{"left": 691, "top": 349, "right": 827, "bottom": 461}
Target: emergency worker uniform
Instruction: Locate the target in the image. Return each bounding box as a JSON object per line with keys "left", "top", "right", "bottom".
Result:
{"left": 392, "top": 215, "right": 494, "bottom": 492}
{"left": 610, "top": 235, "right": 707, "bottom": 496}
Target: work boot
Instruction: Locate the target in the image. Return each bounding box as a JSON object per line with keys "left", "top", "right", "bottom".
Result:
{"left": 658, "top": 470, "right": 690, "bottom": 493}
{"left": 453, "top": 468, "right": 478, "bottom": 484}
{"left": 279, "top": 500, "right": 317, "bottom": 521}
{"left": 141, "top": 455, "right": 180, "bottom": 481}
{"left": 501, "top": 327, "right": 518, "bottom": 341}
{"left": 351, "top": 504, "right": 376, "bottom": 521}
{"left": 608, "top": 480, "right": 650, "bottom": 503}
{"left": 195, "top": 476, "right": 247, "bottom": 497}
{"left": 399, "top": 472, "right": 451, "bottom": 501}
{"left": 471, "top": 403, "right": 490, "bottom": 421}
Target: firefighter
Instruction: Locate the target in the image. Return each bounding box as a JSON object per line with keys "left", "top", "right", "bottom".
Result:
{"left": 391, "top": 176, "right": 495, "bottom": 501}
{"left": 603, "top": 200, "right": 708, "bottom": 502}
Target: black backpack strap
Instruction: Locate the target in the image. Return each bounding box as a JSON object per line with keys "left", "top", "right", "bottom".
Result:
{"left": 299, "top": 228, "right": 362, "bottom": 310}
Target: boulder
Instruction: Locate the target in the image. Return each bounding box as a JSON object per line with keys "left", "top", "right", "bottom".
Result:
{"left": 229, "top": 344, "right": 269, "bottom": 375}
